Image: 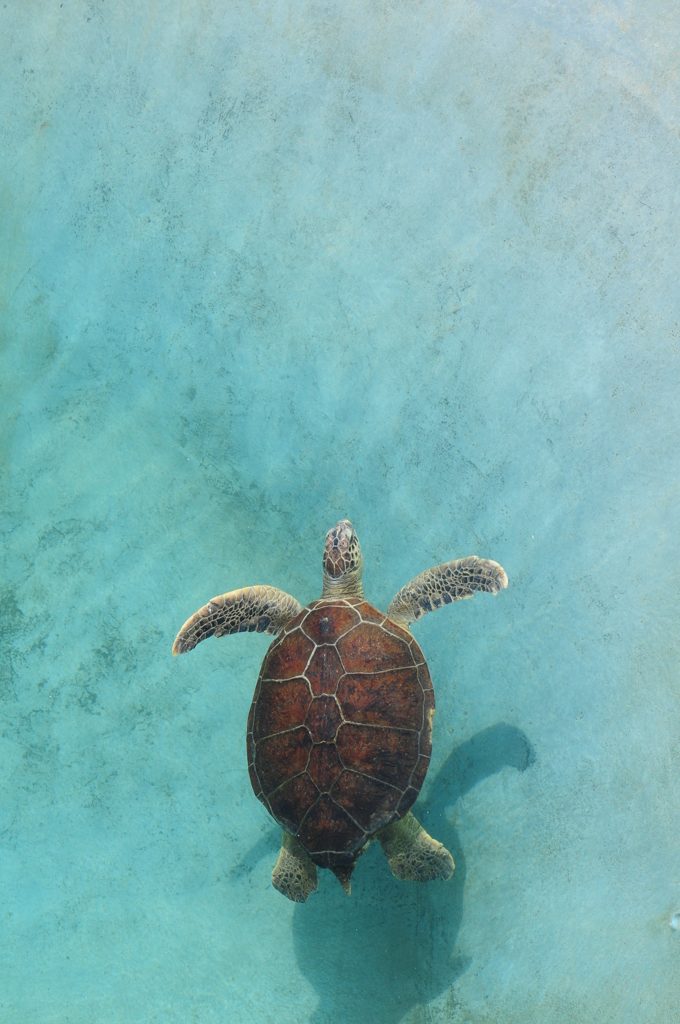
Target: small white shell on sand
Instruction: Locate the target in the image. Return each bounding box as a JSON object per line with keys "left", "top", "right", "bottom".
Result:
{"left": 670, "top": 913, "right": 680, "bottom": 930}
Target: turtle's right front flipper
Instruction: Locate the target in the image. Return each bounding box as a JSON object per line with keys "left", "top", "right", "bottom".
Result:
{"left": 387, "top": 556, "right": 508, "bottom": 629}
{"left": 172, "top": 585, "right": 302, "bottom": 655}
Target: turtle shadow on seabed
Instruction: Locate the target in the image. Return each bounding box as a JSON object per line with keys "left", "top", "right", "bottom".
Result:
{"left": 290, "top": 723, "right": 536, "bottom": 1024}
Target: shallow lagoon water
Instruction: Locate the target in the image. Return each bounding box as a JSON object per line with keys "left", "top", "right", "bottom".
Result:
{"left": 1, "top": 1, "right": 679, "bottom": 1021}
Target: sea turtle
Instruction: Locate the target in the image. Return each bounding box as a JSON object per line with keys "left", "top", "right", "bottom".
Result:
{"left": 172, "top": 519, "right": 507, "bottom": 902}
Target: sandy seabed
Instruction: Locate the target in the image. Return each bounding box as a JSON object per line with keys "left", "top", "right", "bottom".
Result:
{"left": 1, "top": 2, "right": 679, "bottom": 1021}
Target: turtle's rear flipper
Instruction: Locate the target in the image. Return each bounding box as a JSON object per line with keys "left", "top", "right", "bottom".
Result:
{"left": 272, "top": 832, "right": 318, "bottom": 902}
{"left": 376, "top": 812, "right": 454, "bottom": 882}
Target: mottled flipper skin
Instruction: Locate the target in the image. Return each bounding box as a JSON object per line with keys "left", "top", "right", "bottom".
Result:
{"left": 272, "top": 832, "right": 318, "bottom": 902}
{"left": 387, "top": 556, "right": 508, "bottom": 629}
{"left": 377, "top": 811, "right": 454, "bottom": 881}
{"left": 172, "top": 586, "right": 302, "bottom": 655}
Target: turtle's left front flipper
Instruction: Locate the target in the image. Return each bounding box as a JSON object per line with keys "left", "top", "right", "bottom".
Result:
{"left": 172, "top": 585, "right": 302, "bottom": 655}
{"left": 387, "top": 556, "right": 507, "bottom": 629}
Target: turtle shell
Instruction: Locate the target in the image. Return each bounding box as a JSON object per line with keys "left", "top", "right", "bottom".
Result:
{"left": 246, "top": 598, "right": 434, "bottom": 869}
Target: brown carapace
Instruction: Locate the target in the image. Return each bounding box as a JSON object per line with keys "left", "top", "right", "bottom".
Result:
{"left": 247, "top": 597, "right": 434, "bottom": 876}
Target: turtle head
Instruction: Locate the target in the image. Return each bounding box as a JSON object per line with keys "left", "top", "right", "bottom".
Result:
{"left": 322, "top": 520, "right": 364, "bottom": 598}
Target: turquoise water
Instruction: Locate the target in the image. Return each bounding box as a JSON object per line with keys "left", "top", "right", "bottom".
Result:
{"left": 2, "top": 1, "right": 679, "bottom": 1020}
